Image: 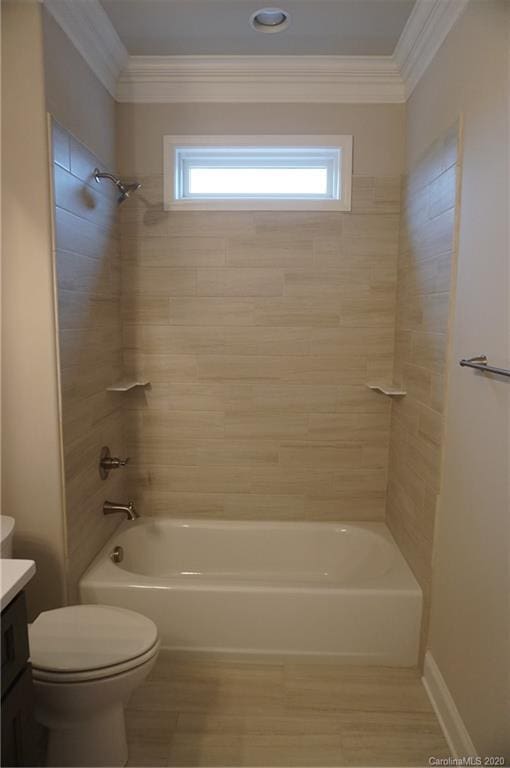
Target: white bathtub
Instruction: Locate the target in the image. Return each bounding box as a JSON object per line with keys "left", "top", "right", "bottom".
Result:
{"left": 79, "top": 518, "right": 422, "bottom": 665}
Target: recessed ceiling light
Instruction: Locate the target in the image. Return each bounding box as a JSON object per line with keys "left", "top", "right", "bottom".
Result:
{"left": 250, "top": 7, "right": 290, "bottom": 33}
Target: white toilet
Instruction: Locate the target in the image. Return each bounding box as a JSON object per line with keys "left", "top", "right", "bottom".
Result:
{"left": 28, "top": 604, "right": 160, "bottom": 767}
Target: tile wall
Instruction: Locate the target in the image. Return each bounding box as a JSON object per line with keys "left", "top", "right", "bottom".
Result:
{"left": 120, "top": 176, "right": 401, "bottom": 521}
{"left": 386, "top": 124, "right": 460, "bottom": 654}
{"left": 52, "top": 121, "right": 126, "bottom": 599}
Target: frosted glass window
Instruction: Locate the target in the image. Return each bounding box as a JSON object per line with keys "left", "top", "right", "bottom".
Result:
{"left": 164, "top": 136, "right": 353, "bottom": 211}
{"left": 188, "top": 167, "right": 329, "bottom": 196}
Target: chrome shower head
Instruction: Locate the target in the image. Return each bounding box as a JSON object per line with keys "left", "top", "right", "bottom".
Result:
{"left": 118, "top": 181, "right": 142, "bottom": 203}
{"left": 93, "top": 168, "right": 141, "bottom": 204}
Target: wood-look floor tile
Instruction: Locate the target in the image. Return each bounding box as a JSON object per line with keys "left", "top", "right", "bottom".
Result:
{"left": 125, "top": 658, "right": 449, "bottom": 767}
{"left": 126, "top": 709, "right": 178, "bottom": 744}
{"left": 283, "top": 664, "right": 432, "bottom": 713}
{"left": 175, "top": 712, "right": 342, "bottom": 736}
{"left": 129, "top": 656, "right": 285, "bottom": 715}
{"left": 339, "top": 710, "right": 449, "bottom": 766}
{"left": 167, "top": 734, "right": 244, "bottom": 767}
{"left": 239, "top": 734, "right": 345, "bottom": 766}
{"left": 126, "top": 742, "right": 171, "bottom": 767}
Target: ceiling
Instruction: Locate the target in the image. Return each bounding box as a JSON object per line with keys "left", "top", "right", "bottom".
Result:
{"left": 99, "top": 0, "right": 416, "bottom": 57}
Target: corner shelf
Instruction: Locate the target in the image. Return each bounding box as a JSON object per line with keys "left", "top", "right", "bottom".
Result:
{"left": 106, "top": 380, "right": 150, "bottom": 393}
{"left": 367, "top": 384, "right": 407, "bottom": 398}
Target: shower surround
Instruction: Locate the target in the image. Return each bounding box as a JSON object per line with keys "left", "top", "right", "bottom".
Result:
{"left": 52, "top": 103, "right": 458, "bottom": 655}
{"left": 119, "top": 176, "right": 401, "bottom": 522}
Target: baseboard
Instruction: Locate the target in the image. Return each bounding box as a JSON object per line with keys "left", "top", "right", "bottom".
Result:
{"left": 422, "top": 651, "right": 478, "bottom": 758}
{"left": 159, "top": 645, "right": 417, "bottom": 666}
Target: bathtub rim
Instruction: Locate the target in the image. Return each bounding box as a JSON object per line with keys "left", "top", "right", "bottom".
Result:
{"left": 80, "top": 517, "right": 422, "bottom": 596}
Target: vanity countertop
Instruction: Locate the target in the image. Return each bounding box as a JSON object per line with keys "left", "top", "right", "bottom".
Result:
{"left": 1, "top": 559, "right": 36, "bottom": 611}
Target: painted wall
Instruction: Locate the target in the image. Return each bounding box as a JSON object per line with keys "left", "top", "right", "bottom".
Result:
{"left": 116, "top": 104, "right": 404, "bottom": 520}
{"left": 1, "top": 1, "right": 67, "bottom": 616}
{"left": 386, "top": 125, "right": 460, "bottom": 659}
{"left": 407, "top": 0, "right": 509, "bottom": 756}
{"left": 117, "top": 102, "right": 405, "bottom": 178}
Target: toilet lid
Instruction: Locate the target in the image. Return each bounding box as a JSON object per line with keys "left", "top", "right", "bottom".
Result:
{"left": 29, "top": 605, "right": 159, "bottom": 673}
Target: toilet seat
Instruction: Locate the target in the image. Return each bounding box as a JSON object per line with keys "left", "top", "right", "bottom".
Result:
{"left": 31, "top": 639, "right": 160, "bottom": 683}
{"left": 29, "top": 604, "right": 159, "bottom": 683}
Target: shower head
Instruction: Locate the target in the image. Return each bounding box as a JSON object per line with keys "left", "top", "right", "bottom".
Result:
{"left": 93, "top": 168, "right": 141, "bottom": 204}
{"left": 118, "top": 181, "right": 142, "bottom": 202}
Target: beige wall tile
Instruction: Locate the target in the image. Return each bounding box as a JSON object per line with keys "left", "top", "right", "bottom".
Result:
{"left": 52, "top": 124, "right": 125, "bottom": 599}
{"left": 55, "top": 207, "right": 116, "bottom": 260}
{"left": 124, "top": 324, "right": 226, "bottom": 355}
{"left": 385, "top": 128, "right": 459, "bottom": 661}
{"left": 224, "top": 327, "right": 309, "bottom": 357}
{"left": 411, "top": 331, "right": 447, "bottom": 373}
{"left": 121, "top": 235, "right": 226, "bottom": 267}
{"left": 53, "top": 163, "right": 116, "bottom": 233}
{"left": 169, "top": 297, "right": 254, "bottom": 326}
{"left": 127, "top": 352, "right": 199, "bottom": 383}
{"left": 283, "top": 268, "right": 371, "bottom": 297}
{"left": 351, "top": 176, "right": 401, "bottom": 215}
{"left": 120, "top": 174, "right": 401, "bottom": 523}
{"left": 224, "top": 494, "right": 306, "bottom": 520}
{"left": 52, "top": 120, "right": 71, "bottom": 170}
{"left": 253, "top": 212, "right": 342, "bottom": 240}
{"left": 168, "top": 212, "right": 256, "bottom": 239}
{"left": 227, "top": 238, "right": 315, "bottom": 269}
{"left": 253, "top": 384, "right": 339, "bottom": 414}
{"left": 226, "top": 411, "right": 308, "bottom": 440}
{"left": 197, "top": 268, "right": 284, "bottom": 297}
{"left": 123, "top": 266, "right": 197, "bottom": 296}
{"left": 253, "top": 297, "right": 340, "bottom": 327}
{"left": 280, "top": 443, "right": 363, "bottom": 469}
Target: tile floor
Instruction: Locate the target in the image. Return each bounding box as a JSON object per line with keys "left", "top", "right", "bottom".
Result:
{"left": 125, "top": 652, "right": 449, "bottom": 767}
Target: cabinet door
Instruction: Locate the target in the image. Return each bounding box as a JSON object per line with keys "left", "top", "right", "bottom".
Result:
{"left": 1, "top": 666, "right": 41, "bottom": 767}
{"left": 1, "top": 592, "right": 29, "bottom": 697}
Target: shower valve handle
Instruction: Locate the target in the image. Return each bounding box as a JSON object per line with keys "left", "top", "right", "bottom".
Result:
{"left": 99, "top": 447, "right": 130, "bottom": 479}
{"left": 105, "top": 456, "right": 130, "bottom": 469}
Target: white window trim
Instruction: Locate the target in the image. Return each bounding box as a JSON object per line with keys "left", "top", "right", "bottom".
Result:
{"left": 163, "top": 135, "right": 353, "bottom": 212}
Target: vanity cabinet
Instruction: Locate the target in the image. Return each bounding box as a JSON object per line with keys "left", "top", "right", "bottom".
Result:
{"left": 1, "top": 592, "right": 40, "bottom": 766}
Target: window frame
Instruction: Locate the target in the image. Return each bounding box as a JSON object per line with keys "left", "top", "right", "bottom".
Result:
{"left": 163, "top": 135, "right": 353, "bottom": 212}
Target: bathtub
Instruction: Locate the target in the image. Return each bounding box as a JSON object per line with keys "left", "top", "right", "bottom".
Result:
{"left": 79, "top": 518, "right": 422, "bottom": 666}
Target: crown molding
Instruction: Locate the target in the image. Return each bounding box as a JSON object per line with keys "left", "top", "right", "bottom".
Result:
{"left": 43, "top": 0, "right": 128, "bottom": 98}
{"left": 394, "top": 0, "right": 469, "bottom": 97}
{"left": 116, "top": 55, "right": 405, "bottom": 103}
{"left": 43, "top": 0, "right": 469, "bottom": 104}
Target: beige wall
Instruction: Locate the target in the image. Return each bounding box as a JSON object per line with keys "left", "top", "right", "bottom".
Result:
{"left": 51, "top": 121, "right": 125, "bottom": 601}
{"left": 407, "top": 0, "right": 509, "bottom": 756}
{"left": 117, "top": 104, "right": 404, "bottom": 521}
{"left": 42, "top": 8, "right": 116, "bottom": 169}
{"left": 386, "top": 125, "right": 460, "bottom": 660}
{"left": 1, "top": 1, "right": 67, "bottom": 617}
{"left": 116, "top": 103, "right": 406, "bottom": 177}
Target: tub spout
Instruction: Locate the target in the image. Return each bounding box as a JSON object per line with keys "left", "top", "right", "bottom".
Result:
{"left": 103, "top": 500, "right": 139, "bottom": 521}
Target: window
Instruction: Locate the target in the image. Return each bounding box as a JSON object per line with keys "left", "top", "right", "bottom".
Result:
{"left": 163, "top": 135, "right": 353, "bottom": 211}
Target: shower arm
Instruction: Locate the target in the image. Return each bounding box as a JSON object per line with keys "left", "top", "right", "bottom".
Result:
{"left": 94, "top": 168, "right": 124, "bottom": 190}
{"left": 93, "top": 168, "right": 141, "bottom": 203}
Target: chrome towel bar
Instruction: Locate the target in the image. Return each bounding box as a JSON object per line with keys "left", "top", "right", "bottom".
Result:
{"left": 459, "top": 355, "right": 510, "bottom": 378}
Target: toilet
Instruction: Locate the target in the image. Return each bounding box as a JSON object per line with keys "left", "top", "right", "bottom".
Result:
{"left": 28, "top": 604, "right": 160, "bottom": 768}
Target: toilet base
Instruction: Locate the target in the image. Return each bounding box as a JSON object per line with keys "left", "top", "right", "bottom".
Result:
{"left": 32, "top": 652, "right": 158, "bottom": 768}
{"left": 45, "top": 705, "right": 128, "bottom": 767}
